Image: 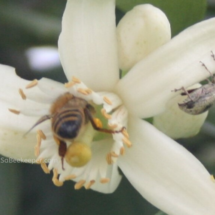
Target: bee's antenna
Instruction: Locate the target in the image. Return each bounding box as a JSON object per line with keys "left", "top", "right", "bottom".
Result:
{"left": 24, "top": 115, "right": 53, "bottom": 137}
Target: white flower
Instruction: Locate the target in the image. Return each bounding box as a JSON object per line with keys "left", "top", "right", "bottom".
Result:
{"left": 0, "top": 1, "right": 215, "bottom": 215}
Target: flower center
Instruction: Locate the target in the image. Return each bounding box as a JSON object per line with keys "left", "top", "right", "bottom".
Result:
{"left": 9, "top": 77, "right": 131, "bottom": 189}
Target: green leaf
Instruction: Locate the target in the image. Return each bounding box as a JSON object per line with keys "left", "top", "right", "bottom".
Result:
{"left": 116, "top": 0, "right": 207, "bottom": 36}
{"left": 154, "top": 211, "right": 168, "bottom": 215}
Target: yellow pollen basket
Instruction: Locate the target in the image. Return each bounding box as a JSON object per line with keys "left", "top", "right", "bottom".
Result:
{"left": 65, "top": 142, "right": 92, "bottom": 167}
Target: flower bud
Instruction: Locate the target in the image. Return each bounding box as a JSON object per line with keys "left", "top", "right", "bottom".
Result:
{"left": 117, "top": 4, "right": 171, "bottom": 71}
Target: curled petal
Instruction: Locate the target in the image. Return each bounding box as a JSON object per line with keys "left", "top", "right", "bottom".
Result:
{"left": 58, "top": 0, "right": 119, "bottom": 91}
{"left": 117, "top": 4, "right": 171, "bottom": 71}
{"left": 116, "top": 18, "right": 215, "bottom": 118}
{"left": 153, "top": 84, "right": 208, "bottom": 139}
{"left": 119, "top": 117, "right": 215, "bottom": 215}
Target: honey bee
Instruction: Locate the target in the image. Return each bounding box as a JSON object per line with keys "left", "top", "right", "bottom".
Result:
{"left": 27, "top": 93, "right": 124, "bottom": 169}
{"left": 174, "top": 52, "right": 215, "bottom": 115}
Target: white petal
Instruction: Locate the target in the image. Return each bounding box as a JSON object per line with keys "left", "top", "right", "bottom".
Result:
{"left": 0, "top": 64, "right": 53, "bottom": 107}
{"left": 153, "top": 84, "right": 208, "bottom": 139}
{"left": 0, "top": 107, "right": 37, "bottom": 160}
{"left": 58, "top": 0, "right": 119, "bottom": 91}
{"left": 36, "top": 78, "right": 66, "bottom": 99}
{"left": 117, "top": 4, "right": 171, "bottom": 71}
{"left": 115, "top": 18, "right": 215, "bottom": 118}
{"left": 118, "top": 117, "right": 215, "bottom": 215}
{"left": 0, "top": 127, "right": 36, "bottom": 160}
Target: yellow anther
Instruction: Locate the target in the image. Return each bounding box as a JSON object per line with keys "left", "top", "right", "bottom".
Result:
{"left": 101, "top": 108, "right": 111, "bottom": 119}
{"left": 122, "top": 129, "right": 129, "bottom": 139}
{"left": 77, "top": 88, "right": 89, "bottom": 95}
{"left": 38, "top": 130, "right": 46, "bottom": 140}
{"left": 72, "top": 76, "right": 81, "bottom": 83}
{"left": 41, "top": 162, "right": 50, "bottom": 174}
{"left": 34, "top": 145, "right": 40, "bottom": 157}
{"left": 64, "top": 174, "right": 77, "bottom": 181}
{"left": 85, "top": 180, "right": 95, "bottom": 190}
{"left": 100, "top": 178, "right": 110, "bottom": 184}
{"left": 64, "top": 81, "right": 75, "bottom": 88}
{"left": 53, "top": 179, "right": 63, "bottom": 187}
{"left": 93, "top": 118, "right": 103, "bottom": 128}
{"left": 103, "top": 96, "right": 112, "bottom": 105}
{"left": 19, "top": 88, "right": 26, "bottom": 100}
{"left": 8, "top": 108, "right": 20, "bottom": 115}
{"left": 36, "top": 157, "right": 43, "bottom": 164}
{"left": 120, "top": 147, "right": 125, "bottom": 155}
{"left": 74, "top": 180, "right": 86, "bottom": 190}
{"left": 54, "top": 136, "right": 61, "bottom": 146}
{"left": 52, "top": 169, "right": 63, "bottom": 187}
{"left": 211, "top": 175, "right": 215, "bottom": 182}
{"left": 111, "top": 151, "right": 119, "bottom": 158}
{"left": 25, "top": 79, "right": 38, "bottom": 89}
{"left": 35, "top": 130, "right": 42, "bottom": 157}
{"left": 106, "top": 153, "right": 113, "bottom": 165}
{"left": 122, "top": 137, "right": 132, "bottom": 148}
{"left": 85, "top": 88, "right": 92, "bottom": 94}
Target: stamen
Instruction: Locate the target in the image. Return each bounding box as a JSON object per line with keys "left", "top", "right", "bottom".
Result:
{"left": 122, "top": 129, "right": 129, "bottom": 139}
{"left": 111, "top": 151, "right": 119, "bottom": 158}
{"left": 77, "top": 88, "right": 89, "bottom": 95}
{"left": 106, "top": 153, "right": 113, "bottom": 165}
{"left": 41, "top": 162, "right": 50, "bottom": 174}
{"left": 101, "top": 108, "right": 111, "bottom": 119}
{"left": 54, "top": 136, "right": 61, "bottom": 145}
{"left": 85, "top": 180, "right": 95, "bottom": 189}
{"left": 36, "top": 157, "right": 43, "bottom": 164}
{"left": 211, "top": 175, "right": 215, "bottom": 182}
{"left": 25, "top": 79, "right": 38, "bottom": 89}
{"left": 9, "top": 108, "right": 20, "bottom": 115}
{"left": 85, "top": 88, "right": 92, "bottom": 94}
{"left": 35, "top": 130, "right": 42, "bottom": 157}
{"left": 52, "top": 169, "right": 63, "bottom": 187}
{"left": 100, "top": 178, "right": 110, "bottom": 184}
{"left": 65, "top": 81, "right": 75, "bottom": 88}
{"left": 38, "top": 130, "right": 46, "bottom": 140}
{"left": 72, "top": 76, "right": 81, "bottom": 84}
{"left": 19, "top": 88, "right": 26, "bottom": 100}
{"left": 94, "top": 118, "right": 103, "bottom": 128}
{"left": 64, "top": 174, "right": 77, "bottom": 180}
{"left": 74, "top": 180, "right": 86, "bottom": 190}
{"left": 103, "top": 96, "right": 112, "bottom": 105}
{"left": 120, "top": 147, "right": 125, "bottom": 155}
{"left": 34, "top": 145, "right": 40, "bottom": 157}
{"left": 122, "top": 137, "right": 132, "bottom": 148}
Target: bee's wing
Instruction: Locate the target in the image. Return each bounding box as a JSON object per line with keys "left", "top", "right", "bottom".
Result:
{"left": 23, "top": 115, "right": 53, "bottom": 136}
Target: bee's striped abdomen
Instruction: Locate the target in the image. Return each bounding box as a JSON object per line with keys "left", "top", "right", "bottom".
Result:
{"left": 52, "top": 108, "right": 84, "bottom": 140}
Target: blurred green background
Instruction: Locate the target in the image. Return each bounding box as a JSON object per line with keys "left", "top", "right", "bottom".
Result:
{"left": 0, "top": 0, "right": 214, "bottom": 215}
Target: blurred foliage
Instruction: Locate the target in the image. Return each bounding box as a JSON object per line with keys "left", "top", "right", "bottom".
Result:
{"left": 0, "top": 0, "right": 214, "bottom": 215}
{"left": 155, "top": 212, "right": 168, "bottom": 215}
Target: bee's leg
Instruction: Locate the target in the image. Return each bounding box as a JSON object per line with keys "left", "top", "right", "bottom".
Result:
{"left": 173, "top": 87, "right": 194, "bottom": 101}
{"left": 54, "top": 137, "right": 67, "bottom": 171}
{"left": 84, "top": 108, "right": 125, "bottom": 134}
